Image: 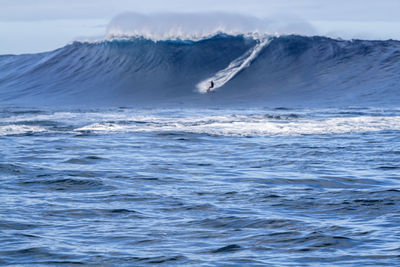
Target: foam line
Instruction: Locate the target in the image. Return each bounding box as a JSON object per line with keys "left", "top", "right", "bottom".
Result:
{"left": 197, "top": 38, "right": 271, "bottom": 93}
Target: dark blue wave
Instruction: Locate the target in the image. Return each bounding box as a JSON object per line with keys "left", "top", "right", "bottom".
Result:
{"left": 1, "top": 34, "right": 399, "bottom": 107}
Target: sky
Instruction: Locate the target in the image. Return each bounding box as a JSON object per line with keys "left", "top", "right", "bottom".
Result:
{"left": 1, "top": 0, "right": 400, "bottom": 54}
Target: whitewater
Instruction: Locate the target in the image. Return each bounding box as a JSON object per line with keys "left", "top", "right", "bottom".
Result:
{"left": 1, "top": 14, "right": 400, "bottom": 266}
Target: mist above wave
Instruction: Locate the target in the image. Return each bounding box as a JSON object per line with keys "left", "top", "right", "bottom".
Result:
{"left": 105, "top": 12, "right": 316, "bottom": 41}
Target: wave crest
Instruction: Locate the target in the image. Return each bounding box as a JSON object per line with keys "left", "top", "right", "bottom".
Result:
{"left": 105, "top": 12, "right": 314, "bottom": 41}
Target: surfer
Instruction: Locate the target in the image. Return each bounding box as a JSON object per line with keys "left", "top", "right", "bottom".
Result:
{"left": 207, "top": 80, "right": 214, "bottom": 93}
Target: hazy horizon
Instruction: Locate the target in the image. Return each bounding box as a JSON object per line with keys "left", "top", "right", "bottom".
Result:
{"left": 1, "top": 0, "right": 400, "bottom": 54}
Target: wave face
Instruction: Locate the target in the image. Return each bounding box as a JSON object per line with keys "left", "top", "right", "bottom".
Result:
{"left": 1, "top": 34, "right": 400, "bottom": 107}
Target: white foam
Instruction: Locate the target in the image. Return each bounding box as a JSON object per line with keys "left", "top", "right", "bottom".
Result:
{"left": 76, "top": 122, "right": 128, "bottom": 132}
{"left": 73, "top": 115, "right": 400, "bottom": 137}
{"left": 0, "top": 125, "right": 46, "bottom": 136}
{"left": 3, "top": 109, "right": 399, "bottom": 137}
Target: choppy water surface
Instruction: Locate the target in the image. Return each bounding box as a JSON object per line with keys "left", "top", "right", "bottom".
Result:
{"left": 0, "top": 107, "right": 399, "bottom": 266}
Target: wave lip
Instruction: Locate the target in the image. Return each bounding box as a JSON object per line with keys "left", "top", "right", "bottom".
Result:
{"left": 105, "top": 12, "right": 274, "bottom": 42}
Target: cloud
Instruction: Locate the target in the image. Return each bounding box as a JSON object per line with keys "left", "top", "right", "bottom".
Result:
{"left": 1, "top": 0, "right": 400, "bottom": 23}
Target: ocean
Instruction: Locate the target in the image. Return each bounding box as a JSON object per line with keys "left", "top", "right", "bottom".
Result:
{"left": 0, "top": 34, "right": 399, "bottom": 266}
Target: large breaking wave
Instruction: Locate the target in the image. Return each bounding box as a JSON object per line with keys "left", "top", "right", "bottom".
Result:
{"left": 0, "top": 33, "right": 399, "bottom": 107}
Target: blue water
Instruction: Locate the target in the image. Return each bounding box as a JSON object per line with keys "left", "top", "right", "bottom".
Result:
{"left": 1, "top": 35, "right": 400, "bottom": 107}
{"left": 1, "top": 32, "right": 400, "bottom": 265}
{"left": 1, "top": 107, "right": 399, "bottom": 265}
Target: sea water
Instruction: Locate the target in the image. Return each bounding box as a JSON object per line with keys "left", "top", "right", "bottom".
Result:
{"left": 0, "top": 107, "right": 399, "bottom": 265}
